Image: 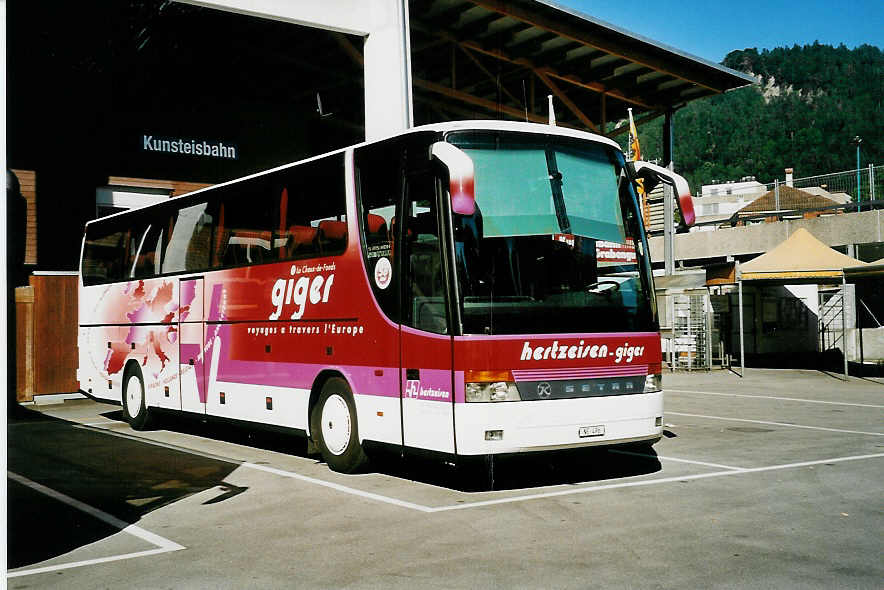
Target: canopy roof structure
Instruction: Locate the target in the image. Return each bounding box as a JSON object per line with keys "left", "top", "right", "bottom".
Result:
{"left": 409, "top": 0, "right": 755, "bottom": 133}
{"left": 739, "top": 228, "right": 867, "bottom": 281}
{"left": 735, "top": 228, "right": 868, "bottom": 379}
{"left": 844, "top": 257, "right": 884, "bottom": 279}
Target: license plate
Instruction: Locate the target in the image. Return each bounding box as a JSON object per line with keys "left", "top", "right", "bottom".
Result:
{"left": 578, "top": 425, "right": 605, "bottom": 438}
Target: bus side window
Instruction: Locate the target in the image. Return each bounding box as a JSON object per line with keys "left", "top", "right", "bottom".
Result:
{"left": 282, "top": 154, "right": 348, "bottom": 260}
{"left": 214, "top": 183, "right": 275, "bottom": 268}
{"left": 82, "top": 226, "right": 127, "bottom": 285}
{"left": 163, "top": 202, "right": 215, "bottom": 274}
{"left": 355, "top": 147, "right": 400, "bottom": 323}
{"left": 129, "top": 220, "right": 166, "bottom": 279}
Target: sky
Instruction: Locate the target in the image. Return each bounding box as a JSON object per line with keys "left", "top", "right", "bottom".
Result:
{"left": 557, "top": 0, "right": 883, "bottom": 64}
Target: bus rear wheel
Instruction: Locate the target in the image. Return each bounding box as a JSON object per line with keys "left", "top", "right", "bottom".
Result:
{"left": 311, "top": 378, "right": 368, "bottom": 473}
{"left": 122, "top": 363, "right": 152, "bottom": 430}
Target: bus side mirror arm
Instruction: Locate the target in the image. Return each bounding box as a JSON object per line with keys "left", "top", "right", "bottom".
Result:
{"left": 630, "top": 161, "right": 695, "bottom": 228}
{"left": 431, "top": 142, "right": 476, "bottom": 216}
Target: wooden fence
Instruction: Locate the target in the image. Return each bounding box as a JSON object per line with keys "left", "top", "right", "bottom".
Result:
{"left": 15, "top": 273, "right": 79, "bottom": 401}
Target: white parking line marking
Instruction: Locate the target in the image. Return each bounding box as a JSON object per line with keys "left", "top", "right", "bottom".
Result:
{"left": 610, "top": 449, "right": 746, "bottom": 471}
{"left": 424, "top": 453, "right": 884, "bottom": 512}
{"left": 668, "top": 389, "right": 884, "bottom": 409}
{"left": 6, "top": 471, "right": 185, "bottom": 578}
{"left": 82, "top": 420, "right": 126, "bottom": 427}
{"left": 45, "top": 412, "right": 884, "bottom": 516}
{"left": 667, "top": 411, "right": 884, "bottom": 437}
{"left": 240, "top": 462, "right": 436, "bottom": 513}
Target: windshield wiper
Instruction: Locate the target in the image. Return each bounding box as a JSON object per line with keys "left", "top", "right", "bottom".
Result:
{"left": 545, "top": 150, "right": 571, "bottom": 234}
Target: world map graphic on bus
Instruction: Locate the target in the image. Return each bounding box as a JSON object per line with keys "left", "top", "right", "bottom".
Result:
{"left": 102, "top": 279, "right": 197, "bottom": 379}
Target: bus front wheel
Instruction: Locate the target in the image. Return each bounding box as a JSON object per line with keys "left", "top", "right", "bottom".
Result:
{"left": 122, "top": 363, "right": 152, "bottom": 430}
{"left": 311, "top": 378, "right": 368, "bottom": 473}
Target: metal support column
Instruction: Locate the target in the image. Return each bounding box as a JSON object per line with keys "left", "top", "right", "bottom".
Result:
{"left": 738, "top": 279, "right": 745, "bottom": 378}
{"left": 774, "top": 179, "right": 780, "bottom": 211}
{"left": 842, "top": 275, "right": 849, "bottom": 380}
{"left": 663, "top": 109, "right": 675, "bottom": 276}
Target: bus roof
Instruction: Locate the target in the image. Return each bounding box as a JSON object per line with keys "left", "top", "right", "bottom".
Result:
{"left": 86, "top": 120, "right": 623, "bottom": 227}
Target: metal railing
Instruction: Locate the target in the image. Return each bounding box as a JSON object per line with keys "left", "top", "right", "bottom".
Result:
{"left": 679, "top": 164, "right": 884, "bottom": 232}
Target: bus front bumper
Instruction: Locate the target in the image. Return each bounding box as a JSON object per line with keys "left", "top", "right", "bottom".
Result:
{"left": 453, "top": 391, "right": 663, "bottom": 455}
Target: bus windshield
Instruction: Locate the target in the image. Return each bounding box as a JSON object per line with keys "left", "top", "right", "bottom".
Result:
{"left": 446, "top": 131, "right": 656, "bottom": 335}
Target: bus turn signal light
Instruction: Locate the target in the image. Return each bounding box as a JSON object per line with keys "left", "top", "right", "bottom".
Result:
{"left": 465, "top": 369, "right": 514, "bottom": 382}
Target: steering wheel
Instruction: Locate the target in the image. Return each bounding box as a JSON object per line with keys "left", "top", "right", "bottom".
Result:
{"left": 585, "top": 280, "right": 621, "bottom": 294}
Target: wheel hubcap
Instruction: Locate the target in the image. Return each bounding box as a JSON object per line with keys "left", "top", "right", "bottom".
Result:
{"left": 320, "top": 394, "right": 351, "bottom": 456}
{"left": 125, "top": 375, "right": 143, "bottom": 418}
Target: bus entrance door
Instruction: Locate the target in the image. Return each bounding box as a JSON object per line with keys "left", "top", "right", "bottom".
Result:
{"left": 401, "top": 330, "right": 455, "bottom": 453}
{"left": 179, "top": 278, "right": 206, "bottom": 414}
{"left": 399, "top": 174, "right": 455, "bottom": 453}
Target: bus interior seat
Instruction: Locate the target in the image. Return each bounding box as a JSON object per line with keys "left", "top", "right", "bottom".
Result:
{"left": 366, "top": 213, "right": 388, "bottom": 245}
{"left": 224, "top": 229, "right": 272, "bottom": 265}
{"left": 287, "top": 225, "right": 319, "bottom": 257}
{"left": 318, "top": 220, "right": 347, "bottom": 251}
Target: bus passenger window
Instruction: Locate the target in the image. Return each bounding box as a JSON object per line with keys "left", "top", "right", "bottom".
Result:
{"left": 129, "top": 223, "right": 164, "bottom": 279}
{"left": 280, "top": 154, "right": 348, "bottom": 260}
{"left": 82, "top": 227, "right": 127, "bottom": 285}
{"left": 213, "top": 184, "right": 275, "bottom": 268}
{"left": 317, "top": 219, "right": 347, "bottom": 252}
{"left": 284, "top": 225, "right": 319, "bottom": 258}
{"left": 163, "top": 202, "right": 214, "bottom": 273}
{"left": 355, "top": 169, "right": 399, "bottom": 320}
{"left": 224, "top": 229, "right": 273, "bottom": 265}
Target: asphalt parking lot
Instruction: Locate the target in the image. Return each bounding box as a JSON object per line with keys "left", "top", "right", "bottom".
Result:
{"left": 7, "top": 368, "right": 884, "bottom": 589}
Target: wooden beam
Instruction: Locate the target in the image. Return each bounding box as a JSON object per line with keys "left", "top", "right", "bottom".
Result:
{"left": 543, "top": 69, "right": 655, "bottom": 110}
{"left": 457, "top": 44, "right": 523, "bottom": 107}
{"left": 534, "top": 70, "right": 597, "bottom": 131}
{"left": 456, "top": 37, "right": 657, "bottom": 110}
{"left": 417, "top": 93, "right": 585, "bottom": 132}
{"left": 413, "top": 24, "right": 658, "bottom": 110}
{"left": 466, "top": 0, "right": 725, "bottom": 94}
{"left": 414, "top": 77, "right": 551, "bottom": 124}
{"left": 457, "top": 12, "right": 504, "bottom": 38}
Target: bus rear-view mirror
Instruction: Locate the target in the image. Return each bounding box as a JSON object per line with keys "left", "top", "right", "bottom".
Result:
{"left": 630, "top": 161, "right": 695, "bottom": 228}
{"left": 431, "top": 142, "right": 476, "bottom": 216}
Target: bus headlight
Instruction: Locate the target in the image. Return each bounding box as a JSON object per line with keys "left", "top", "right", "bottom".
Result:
{"left": 644, "top": 372, "right": 662, "bottom": 393}
{"left": 642, "top": 363, "right": 663, "bottom": 393}
{"left": 464, "top": 370, "right": 522, "bottom": 402}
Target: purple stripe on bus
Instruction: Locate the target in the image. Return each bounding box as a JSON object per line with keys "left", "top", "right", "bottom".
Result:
{"left": 214, "top": 355, "right": 401, "bottom": 398}
{"left": 180, "top": 279, "right": 197, "bottom": 321}
{"left": 458, "top": 331, "right": 660, "bottom": 342}
{"left": 512, "top": 365, "right": 648, "bottom": 381}
{"left": 207, "top": 283, "right": 225, "bottom": 322}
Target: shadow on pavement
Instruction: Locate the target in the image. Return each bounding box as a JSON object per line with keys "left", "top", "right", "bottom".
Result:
{"left": 7, "top": 406, "right": 241, "bottom": 570}
{"left": 373, "top": 444, "right": 663, "bottom": 493}
{"left": 97, "top": 408, "right": 662, "bottom": 494}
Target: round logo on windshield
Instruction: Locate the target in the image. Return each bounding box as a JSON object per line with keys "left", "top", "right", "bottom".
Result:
{"left": 374, "top": 257, "right": 392, "bottom": 290}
